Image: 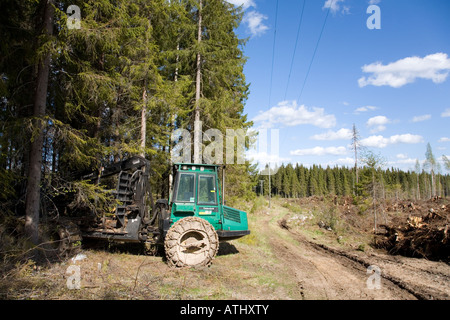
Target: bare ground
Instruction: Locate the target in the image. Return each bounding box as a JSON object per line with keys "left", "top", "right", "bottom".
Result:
{"left": 1, "top": 198, "right": 449, "bottom": 300}
{"left": 270, "top": 223, "right": 449, "bottom": 300}
{"left": 263, "top": 198, "right": 450, "bottom": 300}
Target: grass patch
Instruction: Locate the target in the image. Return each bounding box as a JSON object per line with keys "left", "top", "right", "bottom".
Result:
{"left": 281, "top": 201, "right": 303, "bottom": 214}
{"left": 236, "top": 232, "right": 258, "bottom": 246}
{"left": 249, "top": 196, "right": 268, "bottom": 214}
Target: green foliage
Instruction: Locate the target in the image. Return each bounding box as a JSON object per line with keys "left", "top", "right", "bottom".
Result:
{"left": 259, "top": 162, "right": 450, "bottom": 201}
{"left": 0, "top": 167, "right": 16, "bottom": 202}
{"left": 0, "top": 0, "right": 254, "bottom": 225}
{"left": 312, "top": 204, "right": 340, "bottom": 232}
{"left": 249, "top": 196, "right": 267, "bottom": 214}
{"left": 444, "top": 155, "right": 450, "bottom": 171}
{"left": 68, "top": 180, "right": 117, "bottom": 216}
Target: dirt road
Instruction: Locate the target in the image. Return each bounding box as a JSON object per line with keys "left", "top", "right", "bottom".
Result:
{"left": 261, "top": 203, "right": 450, "bottom": 300}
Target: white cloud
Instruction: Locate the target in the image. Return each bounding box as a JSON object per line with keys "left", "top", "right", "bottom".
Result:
{"left": 341, "top": 6, "right": 350, "bottom": 15}
{"left": 333, "top": 157, "right": 355, "bottom": 166}
{"left": 397, "top": 158, "right": 418, "bottom": 164}
{"left": 369, "top": 0, "right": 381, "bottom": 4}
{"left": 412, "top": 114, "right": 431, "bottom": 122}
{"left": 323, "top": 157, "right": 355, "bottom": 167}
{"left": 252, "top": 100, "right": 336, "bottom": 129}
{"left": 358, "top": 53, "right": 450, "bottom": 88}
{"left": 246, "top": 150, "right": 288, "bottom": 175}
{"left": 290, "top": 146, "right": 347, "bottom": 156}
{"left": 389, "top": 158, "right": 418, "bottom": 168}
{"left": 323, "top": 0, "right": 349, "bottom": 15}
{"left": 442, "top": 108, "right": 450, "bottom": 117}
{"left": 439, "top": 137, "right": 450, "bottom": 142}
{"left": 243, "top": 11, "right": 268, "bottom": 37}
{"left": 389, "top": 134, "right": 424, "bottom": 145}
{"left": 396, "top": 153, "right": 408, "bottom": 159}
{"left": 226, "top": 1, "right": 266, "bottom": 37}
{"left": 323, "top": 0, "right": 342, "bottom": 13}
{"left": 226, "top": 0, "right": 256, "bottom": 10}
{"left": 310, "top": 128, "right": 352, "bottom": 141}
{"left": 361, "top": 134, "right": 424, "bottom": 148}
{"left": 354, "top": 105, "right": 377, "bottom": 114}
{"left": 367, "top": 115, "right": 390, "bottom": 133}
{"left": 246, "top": 150, "right": 290, "bottom": 166}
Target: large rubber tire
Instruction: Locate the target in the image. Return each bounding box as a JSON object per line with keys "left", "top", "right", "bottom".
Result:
{"left": 164, "top": 216, "right": 219, "bottom": 268}
{"left": 47, "top": 220, "right": 82, "bottom": 258}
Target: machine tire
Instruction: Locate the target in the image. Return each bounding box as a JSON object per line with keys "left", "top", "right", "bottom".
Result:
{"left": 164, "top": 216, "right": 219, "bottom": 268}
{"left": 52, "top": 220, "right": 82, "bottom": 258}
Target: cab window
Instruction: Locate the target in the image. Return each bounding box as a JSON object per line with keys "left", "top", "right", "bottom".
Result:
{"left": 198, "top": 175, "right": 217, "bottom": 205}
{"left": 175, "top": 173, "right": 195, "bottom": 202}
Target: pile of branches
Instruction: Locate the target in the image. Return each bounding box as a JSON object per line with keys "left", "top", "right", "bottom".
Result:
{"left": 374, "top": 205, "right": 449, "bottom": 262}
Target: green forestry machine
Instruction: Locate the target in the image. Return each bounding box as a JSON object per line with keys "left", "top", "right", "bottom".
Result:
{"left": 54, "top": 156, "right": 250, "bottom": 267}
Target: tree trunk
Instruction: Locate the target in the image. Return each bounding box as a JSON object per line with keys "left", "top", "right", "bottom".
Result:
{"left": 352, "top": 124, "right": 359, "bottom": 196}
{"left": 140, "top": 86, "right": 147, "bottom": 157}
{"left": 431, "top": 169, "right": 436, "bottom": 198}
{"left": 193, "top": 0, "right": 202, "bottom": 164}
{"left": 24, "top": 0, "right": 54, "bottom": 247}
{"left": 169, "top": 42, "right": 180, "bottom": 194}
{"left": 372, "top": 171, "right": 377, "bottom": 234}
{"left": 416, "top": 175, "right": 420, "bottom": 200}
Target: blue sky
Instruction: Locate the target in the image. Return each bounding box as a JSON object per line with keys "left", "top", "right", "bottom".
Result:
{"left": 227, "top": 0, "right": 450, "bottom": 172}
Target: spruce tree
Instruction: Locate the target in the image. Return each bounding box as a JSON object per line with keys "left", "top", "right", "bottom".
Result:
{"left": 24, "top": 0, "right": 55, "bottom": 246}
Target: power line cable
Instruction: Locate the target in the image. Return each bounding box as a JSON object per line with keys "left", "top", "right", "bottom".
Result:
{"left": 284, "top": 0, "right": 306, "bottom": 101}
{"left": 266, "top": 0, "right": 279, "bottom": 209}
{"left": 297, "top": 0, "right": 333, "bottom": 103}
{"left": 268, "top": 0, "right": 279, "bottom": 110}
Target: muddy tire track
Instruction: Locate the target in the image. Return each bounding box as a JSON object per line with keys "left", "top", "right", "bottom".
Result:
{"left": 298, "top": 235, "right": 450, "bottom": 300}
{"left": 296, "top": 229, "right": 448, "bottom": 299}
{"left": 267, "top": 216, "right": 449, "bottom": 300}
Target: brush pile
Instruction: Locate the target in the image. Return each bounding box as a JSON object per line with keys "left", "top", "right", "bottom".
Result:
{"left": 374, "top": 203, "right": 449, "bottom": 261}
